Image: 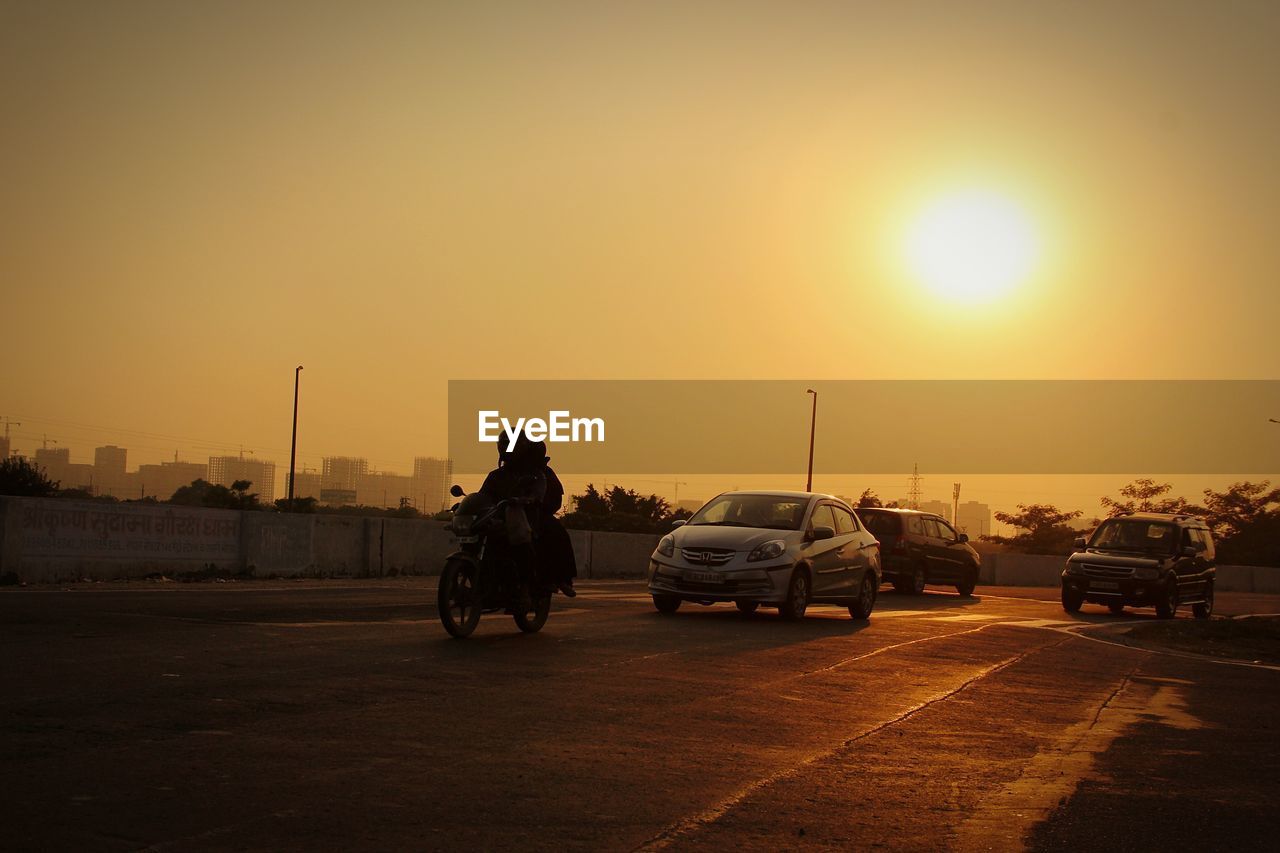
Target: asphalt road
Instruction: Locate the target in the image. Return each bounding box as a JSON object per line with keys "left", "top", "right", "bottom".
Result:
{"left": 4, "top": 580, "right": 1279, "bottom": 852}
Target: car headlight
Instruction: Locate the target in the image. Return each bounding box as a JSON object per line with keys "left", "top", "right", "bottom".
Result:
{"left": 1134, "top": 567, "right": 1159, "bottom": 580}
{"left": 1064, "top": 562, "right": 1083, "bottom": 575}
{"left": 748, "top": 539, "right": 786, "bottom": 562}
{"left": 656, "top": 534, "right": 675, "bottom": 557}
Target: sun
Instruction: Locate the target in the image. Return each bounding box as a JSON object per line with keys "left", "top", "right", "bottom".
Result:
{"left": 903, "top": 190, "right": 1040, "bottom": 301}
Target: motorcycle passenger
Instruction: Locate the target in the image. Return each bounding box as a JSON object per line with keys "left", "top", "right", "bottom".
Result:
{"left": 479, "top": 436, "right": 577, "bottom": 597}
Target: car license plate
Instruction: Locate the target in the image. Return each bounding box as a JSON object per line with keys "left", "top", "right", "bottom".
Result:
{"left": 1091, "top": 580, "right": 1120, "bottom": 590}
{"left": 456, "top": 535, "right": 480, "bottom": 544}
{"left": 684, "top": 570, "right": 723, "bottom": 584}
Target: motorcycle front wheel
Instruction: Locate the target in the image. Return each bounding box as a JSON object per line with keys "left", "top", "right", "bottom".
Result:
{"left": 438, "top": 558, "right": 482, "bottom": 638}
{"left": 513, "top": 589, "right": 552, "bottom": 633}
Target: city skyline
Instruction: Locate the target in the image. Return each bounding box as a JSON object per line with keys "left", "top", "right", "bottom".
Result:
{"left": 11, "top": 432, "right": 454, "bottom": 512}
{"left": 9, "top": 419, "right": 1261, "bottom": 529}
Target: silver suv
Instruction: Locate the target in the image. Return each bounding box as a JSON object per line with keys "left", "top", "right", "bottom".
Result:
{"left": 647, "top": 491, "right": 882, "bottom": 620}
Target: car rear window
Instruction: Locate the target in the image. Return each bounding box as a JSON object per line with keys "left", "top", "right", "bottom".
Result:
{"left": 861, "top": 512, "right": 901, "bottom": 538}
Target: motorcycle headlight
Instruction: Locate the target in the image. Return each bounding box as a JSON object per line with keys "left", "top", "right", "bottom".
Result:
{"left": 656, "top": 534, "right": 676, "bottom": 557}
{"left": 748, "top": 539, "right": 786, "bottom": 562}
{"left": 1134, "top": 567, "right": 1159, "bottom": 580}
{"left": 451, "top": 515, "right": 475, "bottom": 535}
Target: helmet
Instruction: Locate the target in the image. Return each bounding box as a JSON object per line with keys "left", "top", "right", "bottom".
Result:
{"left": 508, "top": 434, "right": 547, "bottom": 466}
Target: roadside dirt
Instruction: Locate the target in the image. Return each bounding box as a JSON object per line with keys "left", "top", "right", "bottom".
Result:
{"left": 1120, "top": 615, "right": 1280, "bottom": 665}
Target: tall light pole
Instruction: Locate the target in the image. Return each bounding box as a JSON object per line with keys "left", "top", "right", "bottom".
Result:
{"left": 288, "top": 365, "right": 303, "bottom": 510}
{"left": 806, "top": 389, "right": 817, "bottom": 492}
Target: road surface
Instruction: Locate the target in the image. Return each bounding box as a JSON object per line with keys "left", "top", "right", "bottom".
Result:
{"left": 3, "top": 580, "right": 1278, "bottom": 851}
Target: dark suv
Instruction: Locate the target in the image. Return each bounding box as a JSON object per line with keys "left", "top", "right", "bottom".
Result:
{"left": 857, "top": 508, "right": 981, "bottom": 596}
{"left": 1061, "top": 512, "right": 1215, "bottom": 618}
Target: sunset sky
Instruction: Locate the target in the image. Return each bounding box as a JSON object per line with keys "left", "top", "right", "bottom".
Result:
{"left": 3, "top": 1, "right": 1278, "bottom": 513}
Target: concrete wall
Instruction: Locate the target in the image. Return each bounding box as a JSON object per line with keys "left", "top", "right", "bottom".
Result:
{"left": 2, "top": 497, "right": 242, "bottom": 583}
{"left": 975, "top": 551, "right": 1280, "bottom": 594}
{"left": 2, "top": 496, "right": 1277, "bottom": 592}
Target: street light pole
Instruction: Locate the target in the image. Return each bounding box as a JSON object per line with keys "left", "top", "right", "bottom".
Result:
{"left": 288, "top": 365, "right": 303, "bottom": 510}
{"left": 806, "top": 389, "right": 817, "bottom": 492}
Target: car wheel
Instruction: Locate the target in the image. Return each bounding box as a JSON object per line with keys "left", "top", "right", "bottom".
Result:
{"left": 1154, "top": 578, "right": 1179, "bottom": 619}
{"left": 735, "top": 600, "right": 759, "bottom": 614}
{"left": 652, "top": 594, "right": 682, "bottom": 614}
{"left": 1108, "top": 603, "right": 1126, "bottom": 615}
{"left": 909, "top": 564, "right": 927, "bottom": 595}
{"left": 955, "top": 570, "right": 977, "bottom": 598}
{"left": 781, "top": 569, "right": 810, "bottom": 621}
{"left": 848, "top": 573, "right": 878, "bottom": 620}
{"left": 1192, "top": 582, "right": 1214, "bottom": 620}
{"left": 1061, "top": 584, "right": 1084, "bottom": 614}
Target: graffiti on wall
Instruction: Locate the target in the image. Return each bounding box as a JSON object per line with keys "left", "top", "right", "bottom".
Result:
{"left": 20, "top": 501, "right": 240, "bottom": 561}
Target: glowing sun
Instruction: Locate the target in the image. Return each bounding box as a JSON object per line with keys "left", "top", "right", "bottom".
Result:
{"left": 903, "top": 190, "right": 1040, "bottom": 301}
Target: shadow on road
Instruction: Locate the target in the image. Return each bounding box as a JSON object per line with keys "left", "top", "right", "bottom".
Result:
{"left": 874, "top": 588, "right": 985, "bottom": 611}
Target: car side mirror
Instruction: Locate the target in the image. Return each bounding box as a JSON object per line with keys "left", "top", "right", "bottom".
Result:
{"left": 1074, "top": 537, "right": 1087, "bottom": 550}
{"left": 670, "top": 519, "right": 687, "bottom": 529}
{"left": 1182, "top": 545, "right": 1197, "bottom": 557}
{"left": 957, "top": 533, "right": 969, "bottom": 543}
{"left": 450, "top": 484, "right": 465, "bottom": 497}
{"left": 810, "top": 526, "right": 835, "bottom": 541}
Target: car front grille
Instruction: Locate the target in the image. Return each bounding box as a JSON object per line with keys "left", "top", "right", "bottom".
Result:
{"left": 1082, "top": 563, "right": 1135, "bottom": 579}
{"left": 680, "top": 548, "right": 735, "bottom": 566}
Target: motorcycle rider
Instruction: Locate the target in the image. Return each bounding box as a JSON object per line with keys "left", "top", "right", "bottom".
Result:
{"left": 479, "top": 435, "right": 577, "bottom": 597}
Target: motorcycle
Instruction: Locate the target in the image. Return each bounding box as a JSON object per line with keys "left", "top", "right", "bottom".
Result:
{"left": 437, "top": 484, "right": 553, "bottom": 638}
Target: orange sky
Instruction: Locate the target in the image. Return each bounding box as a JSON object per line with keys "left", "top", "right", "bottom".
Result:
{"left": 3, "top": 1, "right": 1278, "bottom": 513}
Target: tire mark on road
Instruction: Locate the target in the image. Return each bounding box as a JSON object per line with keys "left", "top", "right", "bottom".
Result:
{"left": 634, "top": 637, "right": 1068, "bottom": 851}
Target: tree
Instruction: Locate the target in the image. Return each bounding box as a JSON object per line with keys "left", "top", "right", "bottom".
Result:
{"left": 1199, "top": 481, "right": 1280, "bottom": 566}
{"left": 856, "top": 489, "right": 883, "bottom": 509}
{"left": 1100, "top": 479, "right": 1200, "bottom": 517}
{"left": 984, "top": 503, "right": 1082, "bottom": 555}
{"left": 0, "top": 457, "right": 59, "bottom": 497}
{"left": 572, "top": 484, "right": 610, "bottom": 516}
{"left": 170, "top": 479, "right": 262, "bottom": 510}
{"left": 562, "top": 483, "right": 678, "bottom": 533}
{"left": 274, "top": 496, "right": 318, "bottom": 513}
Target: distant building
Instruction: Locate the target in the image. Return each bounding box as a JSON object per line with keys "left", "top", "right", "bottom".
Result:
{"left": 918, "top": 499, "right": 952, "bottom": 522}
{"left": 137, "top": 460, "right": 208, "bottom": 501}
{"left": 208, "top": 455, "right": 276, "bottom": 503}
{"left": 413, "top": 457, "right": 453, "bottom": 513}
{"left": 94, "top": 445, "right": 130, "bottom": 497}
{"left": 322, "top": 457, "right": 368, "bottom": 491}
{"left": 62, "top": 463, "right": 95, "bottom": 491}
{"left": 0, "top": 435, "right": 9, "bottom": 460}
{"left": 955, "top": 501, "right": 991, "bottom": 537}
{"left": 358, "top": 471, "right": 415, "bottom": 508}
{"left": 34, "top": 447, "right": 71, "bottom": 485}
{"left": 677, "top": 498, "right": 706, "bottom": 514}
{"left": 286, "top": 471, "right": 322, "bottom": 501}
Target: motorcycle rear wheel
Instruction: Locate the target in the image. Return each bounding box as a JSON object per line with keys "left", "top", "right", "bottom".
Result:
{"left": 438, "top": 559, "right": 482, "bottom": 638}
{"left": 513, "top": 590, "right": 552, "bottom": 633}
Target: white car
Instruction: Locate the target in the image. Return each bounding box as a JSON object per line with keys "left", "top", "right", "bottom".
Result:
{"left": 647, "top": 491, "right": 881, "bottom": 620}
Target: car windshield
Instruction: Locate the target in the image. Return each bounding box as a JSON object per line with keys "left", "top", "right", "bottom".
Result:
{"left": 860, "top": 511, "right": 901, "bottom": 538}
{"left": 1089, "top": 519, "right": 1178, "bottom": 554}
{"left": 687, "top": 495, "right": 808, "bottom": 530}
